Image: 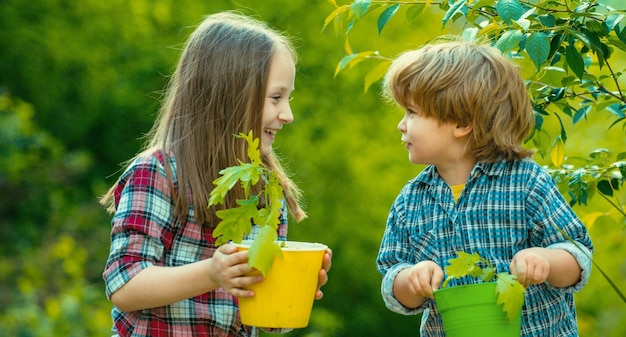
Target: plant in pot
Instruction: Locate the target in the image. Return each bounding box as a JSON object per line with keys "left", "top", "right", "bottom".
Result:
{"left": 433, "top": 251, "right": 526, "bottom": 337}
{"left": 208, "top": 131, "right": 327, "bottom": 328}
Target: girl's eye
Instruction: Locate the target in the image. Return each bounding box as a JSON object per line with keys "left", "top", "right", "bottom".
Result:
{"left": 271, "top": 95, "right": 294, "bottom": 102}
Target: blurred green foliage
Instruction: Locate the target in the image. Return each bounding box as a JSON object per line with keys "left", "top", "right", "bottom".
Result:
{"left": 0, "top": 0, "right": 624, "bottom": 336}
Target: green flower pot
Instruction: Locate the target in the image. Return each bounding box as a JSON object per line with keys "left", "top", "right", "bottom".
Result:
{"left": 433, "top": 282, "right": 522, "bottom": 337}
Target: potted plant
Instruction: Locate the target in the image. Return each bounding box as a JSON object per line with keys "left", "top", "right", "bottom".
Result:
{"left": 433, "top": 251, "right": 526, "bottom": 337}
{"left": 208, "top": 131, "right": 327, "bottom": 328}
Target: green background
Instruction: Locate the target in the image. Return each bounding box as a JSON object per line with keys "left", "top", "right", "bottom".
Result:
{"left": 0, "top": 0, "right": 624, "bottom": 336}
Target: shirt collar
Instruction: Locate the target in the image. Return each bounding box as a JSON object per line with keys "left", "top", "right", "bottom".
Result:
{"left": 415, "top": 160, "right": 512, "bottom": 185}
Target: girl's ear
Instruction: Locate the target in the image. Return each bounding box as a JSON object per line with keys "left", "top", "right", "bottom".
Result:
{"left": 454, "top": 124, "right": 472, "bottom": 138}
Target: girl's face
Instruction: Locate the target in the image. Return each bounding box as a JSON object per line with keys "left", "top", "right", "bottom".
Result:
{"left": 398, "top": 101, "right": 458, "bottom": 166}
{"left": 261, "top": 47, "right": 296, "bottom": 156}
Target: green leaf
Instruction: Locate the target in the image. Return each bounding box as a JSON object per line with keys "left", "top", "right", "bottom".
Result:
{"left": 606, "top": 14, "right": 624, "bottom": 32}
{"left": 322, "top": 5, "right": 349, "bottom": 33}
{"left": 586, "top": 20, "right": 608, "bottom": 36}
{"left": 537, "top": 14, "right": 556, "bottom": 28}
{"left": 496, "top": 0, "right": 524, "bottom": 25}
{"left": 377, "top": 5, "right": 399, "bottom": 35}
{"left": 553, "top": 109, "right": 568, "bottom": 142}
{"left": 495, "top": 273, "right": 526, "bottom": 322}
{"left": 526, "top": 32, "right": 550, "bottom": 70}
{"left": 238, "top": 130, "right": 261, "bottom": 165}
{"left": 248, "top": 225, "right": 282, "bottom": 276}
{"left": 565, "top": 45, "right": 585, "bottom": 80}
{"left": 442, "top": 0, "right": 467, "bottom": 28}
{"left": 334, "top": 51, "right": 376, "bottom": 77}
{"left": 364, "top": 60, "right": 390, "bottom": 92}
{"left": 480, "top": 266, "right": 495, "bottom": 282}
{"left": 255, "top": 171, "right": 283, "bottom": 229}
{"left": 495, "top": 30, "right": 523, "bottom": 52}
{"left": 550, "top": 135, "right": 565, "bottom": 167}
{"left": 444, "top": 251, "right": 481, "bottom": 279}
{"left": 351, "top": 0, "right": 371, "bottom": 19}
{"left": 212, "top": 197, "right": 260, "bottom": 245}
{"left": 589, "top": 148, "right": 611, "bottom": 160}
{"left": 568, "top": 169, "right": 589, "bottom": 206}
{"left": 573, "top": 105, "right": 591, "bottom": 125}
{"left": 405, "top": 4, "right": 426, "bottom": 23}
{"left": 597, "top": 180, "right": 614, "bottom": 197}
{"left": 208, "top": 163, "right": 261, "bottom": 206}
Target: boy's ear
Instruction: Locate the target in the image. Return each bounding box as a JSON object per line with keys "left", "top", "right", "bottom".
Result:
{"left": 454, "top": 124, "right": 472, "bottom": 138}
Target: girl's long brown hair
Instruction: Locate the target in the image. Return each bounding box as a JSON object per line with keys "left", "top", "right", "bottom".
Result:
{"left": 101, "top": 12, "right": 306, "bottom": 226}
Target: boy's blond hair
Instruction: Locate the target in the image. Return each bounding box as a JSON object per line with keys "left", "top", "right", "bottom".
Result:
{"left": 383, "top": 40, "right": 535, "bottom": 162}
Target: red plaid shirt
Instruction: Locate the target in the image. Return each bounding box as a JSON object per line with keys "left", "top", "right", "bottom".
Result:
{"left": 103, "top": 150, "right": 288, "bottom": 337}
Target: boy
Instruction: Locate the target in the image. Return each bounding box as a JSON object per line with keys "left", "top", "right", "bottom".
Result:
{"left": 376, "top": 40, "right": 593, "bottom": 336}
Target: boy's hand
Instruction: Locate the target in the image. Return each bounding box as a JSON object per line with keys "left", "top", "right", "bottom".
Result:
{"left": 404, "top": 261, "right": 444, "bottom": 299}
{"left": 510, "top": 248, "right": 551, "bottom": 288}
{"left": 315, "top": 248, "right": 333, "bottom": 300}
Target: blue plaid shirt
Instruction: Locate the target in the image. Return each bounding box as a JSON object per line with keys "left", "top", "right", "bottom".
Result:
{"left": 377, "top": 159, "right": 593, "bottom": 337}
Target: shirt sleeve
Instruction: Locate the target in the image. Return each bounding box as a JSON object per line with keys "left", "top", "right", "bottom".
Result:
{"left": 526, "top": 165, "right": 594, "bottom": 292}
{"left": 546, "top": 241, "right": 592, "bottom": 292}
{"left": 376, "top": 188, "right": 425, "bottom": 315}
{"left": 102, "top": 154, "right": 177, "bottom": 299}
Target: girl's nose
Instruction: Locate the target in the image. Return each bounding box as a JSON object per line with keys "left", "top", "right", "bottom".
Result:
{"left": 279, "top": 104, "right": 294, "bottom": 124}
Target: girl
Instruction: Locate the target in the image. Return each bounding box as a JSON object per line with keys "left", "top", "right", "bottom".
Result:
{"left": 101, "top": 12, "right": 331, "bottom": 337}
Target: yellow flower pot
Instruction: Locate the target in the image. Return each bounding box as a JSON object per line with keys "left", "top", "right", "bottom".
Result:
{"left": 234, "top": 241, "right": 327, "bottom": 328}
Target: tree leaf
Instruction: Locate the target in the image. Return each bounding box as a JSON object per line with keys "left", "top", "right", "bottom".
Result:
{"left": 589, "top": 148, "right": 611, "bottom": 160}
{"left": 573, "top": 105, "right": 591, "bottom": 125}
{"left": 334, "top": 51, "right": 376, "bottom": 77}
{"left": 597, "top": 179, "right": 614, "bottom": 197}
{"left": 238, "top": 131, "right": 261, "bottom": 165}
{"left": 526, "top": 32, "right": 550, "bottom": 70}
{"left": 550, "top": 135, "right": 565, "bottom": 167}
{"left": 322, "top": 5, "right": 349, "bottom": 33}
{"left": 364, "top": 59, "right": 390, "bottom": 92}
{"left": 495, "top": 30, "right": 522, "bottom": 52}
{"left": 377, "top": 5, "right": 399, "bottom": 35}
{"left": 248, "top": 225, "right": 282, "bottom": 276}
{"left": 208, "top": 163, "right": 261, "bottom": 206}
{"left": 568, "top": 169, "right": 589, "bottom": 206}
{"left": 496, "top": 0, "right": 524, "bottom": 25}
{"left": 565, "top": 45, "right": 585, "bottom": 80}
{"left": 351, "top": 0, "right": 371, "bottom": 19}
{"left": 606, "top": 14, "right": 624, "bottom": 32}
{"left": 495, "top": 273, "right": 526, "bottom": 322}
{"left": 212, "top": 197, "right": 260, "bottom": 245}
{"left": 442, "top": 0, "right": 467, "bottom": 28}
{"left": 537, "top": 14, "right": 556, "bottom": 28}
{"left": 444, "top": 251, "right": 481, "bottom": 279}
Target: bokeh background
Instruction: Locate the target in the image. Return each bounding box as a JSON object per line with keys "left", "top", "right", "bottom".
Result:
{"left": 1, "top": 0, "right": 624, "bottom": 336}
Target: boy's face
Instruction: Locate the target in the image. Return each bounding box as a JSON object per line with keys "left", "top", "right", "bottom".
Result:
{"left": 398, "top": 101, "right": 459, "bottom": 166}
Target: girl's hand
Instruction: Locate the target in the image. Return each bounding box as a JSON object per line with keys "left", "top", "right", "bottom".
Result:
{"left": 207, "top": 244, "right": 263, "bottom": 298}
{"left": 315, "top": 248, "right": 333, "bottom": 300}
